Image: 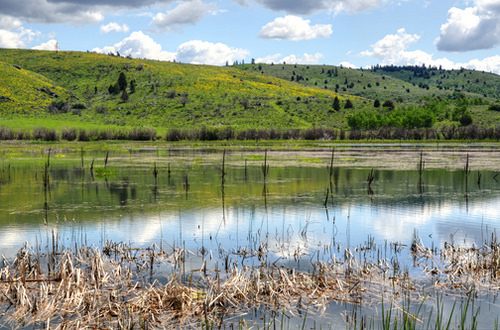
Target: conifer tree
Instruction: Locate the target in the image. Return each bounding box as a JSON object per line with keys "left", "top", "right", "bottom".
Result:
{"left": 333, "top": 96, "right": 340, "bottom": 111}
{"left": 118, "top": 72, "right": 127, "bottom": 91}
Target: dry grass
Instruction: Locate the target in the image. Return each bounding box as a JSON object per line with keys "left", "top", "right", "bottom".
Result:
{"left": 1, "top": 236, "right": 500, "bottom": 329}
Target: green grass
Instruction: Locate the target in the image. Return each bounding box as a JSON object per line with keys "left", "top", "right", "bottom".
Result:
{"left": 0, "top": 49, "right": 355, "bottom": 131}
{"left": 2, "top": 49, "right": 500, "bottom": 137}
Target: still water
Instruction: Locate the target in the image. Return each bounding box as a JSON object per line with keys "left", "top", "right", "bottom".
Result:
{"left": 1, "top": 146, "right": 499, "bottom": 257}
{"left": 1, "top": 144, "right": 500, "bottom": 326}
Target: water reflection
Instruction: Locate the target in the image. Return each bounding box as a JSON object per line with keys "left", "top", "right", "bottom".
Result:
{"left": 0, "top": 148, "right": 499, "bottom": 262}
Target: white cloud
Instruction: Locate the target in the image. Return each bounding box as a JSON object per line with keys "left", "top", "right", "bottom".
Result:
{"left": 0, "top": 27, "right": 38, "bottom": 48}
{"left": 436, "top": 1, "right": 500, "bottom": 51}
{"left": 339, "top": 61, "right": 357, "bottom": 68}
{"left": 92, "top": 31, "right": 175, "bottom": 61}
{"left": 253, "top": 0, "right": 386, "bottom": 15}
{"left": 92, "top": 32, "right": 248, "bottom": 66}
{"left": 152, "top": 0, "right": 216, "bottom": 32}
{"left": 32, "top": 39, "right": 59, "bottom": 51}
{"left": 361, "top": 28, "right": 500, "bottom": 74}
{"left": 100, "top": 22, "right": 130, "bottom": 33}
{"left": 176, "top": 40, "right": 248, "bottom": 65}
{"left": 258, "top": 16, "right": 332, "bottom": 41}
{"left": 457, "top": 55, "right": 500, "bottom": 73}
{"left": 256, "top": 52, "right": 324, "bottom": 64}
{"left": 361, "top": 28, "right": 455, "bottom": 69}
{"left": 0, "top": 16, "right": 22, "bottom": 30}
{"left": 361, "top": 28, "right": 420, "bottom": 61}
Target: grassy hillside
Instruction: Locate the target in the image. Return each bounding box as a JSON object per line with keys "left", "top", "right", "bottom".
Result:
{"left": 0, "top": 49, "right": 359, "bottom": 132}
{"left": 0, "top": 61, "right": 69, "bottom": 114}
{"left": 369, "top": 65, "right": 500, "bottom": 100}
{"left": 2, "top": 48, "right": 500, "bottom": 141}
{"left": 236, "top": 62, "right": 500, "bottom": 130}
{"left": 236, "top": 63, "right": 500, "bottom": 104}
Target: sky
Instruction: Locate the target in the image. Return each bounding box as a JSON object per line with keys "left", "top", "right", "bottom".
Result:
{"left": 2, "top": 0, "right": 500, "bottom": 73}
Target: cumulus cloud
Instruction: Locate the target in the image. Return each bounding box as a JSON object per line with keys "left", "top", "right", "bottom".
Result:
{"left": 252, "top": 0, "right": 385, "bottom": 15}
{"left": 92, "top": 31, "right": 176, "bottom": 61}
{"left": 361, "top": 28, "right": 420, "bottom": 62}
{"left": 258, "top": 16, "right": 332, "bottom": 41}
{"left": 457, "top": 55, "right": 500, "bottom": 73}
{"left": 152, "top": 0, "right": 216, "bottom": 32}
{"left": 176, "top": 40, "right": 248, "bottom": 65}
{"left": 339, "top": 61, "right": 357, "bottom": 68}
{"left": 436, "top": 1, "right": 500, "bottom": 51}
{"left": 361, "top": 28, "right": 500, "bottom": 74}
{"left": 100, "top": 22, "right": 130, "bottom": 33}
{"left": 256, "top": 52, "right": 323, "bottom": 64}
{"left": 0, "top": 16, "right": 22, "bottom": 30}
{"left": 0, "top": 27, "right": 38, "bottom": 48}
{"left": 361, "top": 29, "right": 455, "bottom": 68}
{"left": 32, "top": 39, "right": 59, "bottom": 51}
{"left": 0, "top": 0, "right": 106, "bottom": 25}
{"left": 92, "top": 32, "right": 248, "bottom": 65}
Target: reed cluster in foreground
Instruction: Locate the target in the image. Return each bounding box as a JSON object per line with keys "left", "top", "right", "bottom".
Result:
{"left": 1, "top": 235, "right": 499, "bottom": 329}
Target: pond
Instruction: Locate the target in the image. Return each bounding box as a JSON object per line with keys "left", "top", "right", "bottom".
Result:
{"left": 1, "top": 144, "right": 500, "bottom": 328}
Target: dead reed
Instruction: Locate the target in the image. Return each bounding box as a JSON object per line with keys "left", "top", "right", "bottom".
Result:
{"left": 1, "top": 234, "right": 500, "bottom": 329}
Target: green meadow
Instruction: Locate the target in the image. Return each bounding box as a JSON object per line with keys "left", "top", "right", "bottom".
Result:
{"left": 2, "top": 48, "right": 500, "bottom": 140}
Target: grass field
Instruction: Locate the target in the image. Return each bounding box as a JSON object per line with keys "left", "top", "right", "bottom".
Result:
{"left": 2, "top": 48, "right": 500, "bottom": 140}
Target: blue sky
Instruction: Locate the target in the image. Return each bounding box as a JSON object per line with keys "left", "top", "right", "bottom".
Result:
{"left": 2, "top": 0, "right": 500, "bottom": 73}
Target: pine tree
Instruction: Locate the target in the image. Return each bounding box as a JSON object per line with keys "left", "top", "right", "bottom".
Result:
{"left": 129, "top": 80, "right": 136, "bottom": 94}
{"left": 332, "top": 96, "right": 340, "bottom": 111}
{"left": 344, "top": 99, "right": 354, "bottom": 109}
{"left": 121, "top": 89, "right": 129, "bottom": 102}
{"left": 118, "top": 72, "right": 127, "bottom": 91}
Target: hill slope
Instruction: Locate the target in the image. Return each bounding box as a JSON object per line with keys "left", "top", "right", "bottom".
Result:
{"left": 0, "top": 61, "right": 69, "bottom": 114}
{"left": 0, "top": 49, "right": 357, "bottom": 130}
{"left": 2, "top": 48, "right": 500, "bottom": 136}
{"left": 235, "top": 63, "right": 500, "bottom": 103}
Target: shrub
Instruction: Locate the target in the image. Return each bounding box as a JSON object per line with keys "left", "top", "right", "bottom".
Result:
{"left": 0, "top": 126, "right": 14, "bottom": 140}
{"left": 129, "top": 127, "right": 157, "bottom": 141}
{"left": 344, "top": 99, "right": 354, "bottom": 109}
{"left": 488, "top": 104, "right": 500, "bottom": 111}
{"left": 459, "top": 113, "right": 473, "bottom": 126}
{"left": 382, "top": 100, "right": 395, "bottom": 110}
{"left": 166, "top": 129, "right": 184, "bottom": 141}
{"left": 48, "top": 99, "right": 69, "bottom": 113}
{"left": 61, "top": 127, "right": 78, "bottom": 141}
{"left": 15, "top": 130, "right": 31, "bottom": 140}
{"left": 72, "top": 103, "right": 86, "bottom": 110}
{"left": 32, "top": 127, "right": 60, "bottom": 141}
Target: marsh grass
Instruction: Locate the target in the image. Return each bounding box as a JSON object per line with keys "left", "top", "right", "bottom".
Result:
{"left": 1, "top": 232, "right": 500, "bottom": 329}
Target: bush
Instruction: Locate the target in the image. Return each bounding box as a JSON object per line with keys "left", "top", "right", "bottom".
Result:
{"left": 48, "top": 99, "right": 69, "bottom": 113}
{"left": 0, "top": 126, "right": 14, "bottom": 140}
{"left": 459, "top": 113, "right": 473, "bottom": 126}
{"left": 382, "top": 100, "right": 395, "bottom": 110}
{"left": 129, "top": 127, "right": 157, "bottom": 141}
{"left": 344, "top": 99, "right": 354, "bottom": 109}
{"left": 488, "top": 104, "right": 500, "bottom": 111}
{"left": 61, "top": 127, "right": 78, "bottom": 141}
{"left": 165, "top": 129, "right": 184, "bottom": 141}
{"left": 72, "top": 103, "right": 86, "bottom": 110}
{"left": 33, "top": 127, "right": 60, "bottom": 141}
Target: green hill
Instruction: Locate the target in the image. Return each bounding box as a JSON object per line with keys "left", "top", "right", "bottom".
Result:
{"left": 0, "top": 49, "right": 356, "bottom": 133}
{"left": 235, "top": 63, "right": 500, "bottom": 104}
{"left": 0, "top": 61, "right": 69, "bottom": 114}
{"left": 2, "top": 48, "right": 500, "bottom": 141}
